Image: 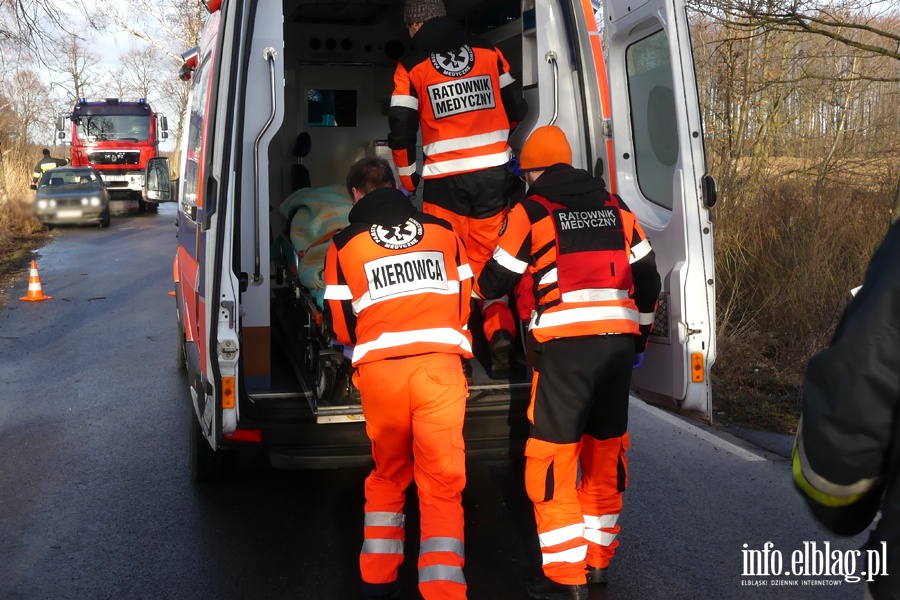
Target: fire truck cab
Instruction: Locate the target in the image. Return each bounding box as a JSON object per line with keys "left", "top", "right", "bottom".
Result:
{"left": 146, "top": 0, "right": 716, "bottom": 480}
{"left": 57, "top": 98, "right": 169, "bottom": 211}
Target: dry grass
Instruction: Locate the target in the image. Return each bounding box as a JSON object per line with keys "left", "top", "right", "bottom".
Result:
{"left": 712, "top": 333, "right": 805, "bottom": 434}
{"left": 0, "top": 193, "right": 49, "bottom": 309}
{"left": 710, "top": 159, "right": 897, "bottom": 434}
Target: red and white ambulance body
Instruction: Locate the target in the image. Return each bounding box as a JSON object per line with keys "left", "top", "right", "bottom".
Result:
{"left": 147, "top": 0, "right": 715, "bottom": 479}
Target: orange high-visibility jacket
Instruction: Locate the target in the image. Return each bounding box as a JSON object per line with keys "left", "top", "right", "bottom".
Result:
{"left": 324, "top": 187, "right": 474, "bottom": 365}
{"left": 476, "top": 165, "right": 661, "bottom": 345}
{"left": 388, "top": 16, "right": 527, "bottom": 191}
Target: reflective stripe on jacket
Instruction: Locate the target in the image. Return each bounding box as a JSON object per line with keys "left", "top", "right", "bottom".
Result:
{"left": 388, "top": 16, "right": 526, "bottom": 190}
{"left": 476, "top": 164, "right": 660, "bottom": 344}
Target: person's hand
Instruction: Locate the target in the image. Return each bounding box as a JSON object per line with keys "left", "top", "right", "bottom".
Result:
{"left": 342, "top": 345, "right": 354, "bottom": 360}
{"left": 632, "top": 352, "right": 644, "bottom": 369}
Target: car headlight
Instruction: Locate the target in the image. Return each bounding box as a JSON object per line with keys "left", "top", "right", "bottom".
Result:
{"left": 49, "top": 199, "right": 57, "bottom": 208}
{"left": 90, "top": 197, "right": 101, "bottom": 207}
{"left": 81, "top": 197, "right": 89, "bottom": 206}
{"left": 37, "top": 200, "right": 48, "bottom": 209}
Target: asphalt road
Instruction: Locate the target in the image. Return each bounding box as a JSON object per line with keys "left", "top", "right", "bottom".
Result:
{"left": 0, "top": 203, "right": 873, "bottom": 599}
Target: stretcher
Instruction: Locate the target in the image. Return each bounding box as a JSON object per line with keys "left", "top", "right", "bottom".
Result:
{"left": 271, "top": 183, "right": 533, "bottom": 412}
{"left": 273, "top": 184, "right": 358, "bottom": 408}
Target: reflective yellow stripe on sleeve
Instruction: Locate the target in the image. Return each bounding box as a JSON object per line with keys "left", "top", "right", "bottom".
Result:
{"left": 792, "top": 422, "right": 878, "bottom": 508}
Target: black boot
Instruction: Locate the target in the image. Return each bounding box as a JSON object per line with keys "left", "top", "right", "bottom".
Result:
{"left": 525, "top": 574, "right": 588, "bottom": 600}
{"left": 586, "top": 565, "right": 608, "bottom": 584}
{"left": 489, "top": 330, "right": 514, "bottom": 379}
{"left": 362, "top": 581, "right": 400, "bottom": 599}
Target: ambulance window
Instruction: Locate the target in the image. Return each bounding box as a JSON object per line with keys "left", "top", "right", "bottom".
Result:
{"left": 182, "top": 53, "right": 212, "bottom": 221}
{"left": 626, "top": 30, "right": 678, "bottom": 210}
{"left": 307, "top": 89, "right": 357, "bottom": 127}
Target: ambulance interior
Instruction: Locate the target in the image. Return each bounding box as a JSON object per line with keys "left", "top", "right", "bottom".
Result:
{"left": 263, "top": 0, "right": 541, "bottom": 407}
{"left": 271, "top": 0, "right": 524, "bottom": 198}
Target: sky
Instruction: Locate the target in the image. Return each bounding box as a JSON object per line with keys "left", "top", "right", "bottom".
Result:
{"left": 39, "top": 1, "right": 174, "bottom": 150}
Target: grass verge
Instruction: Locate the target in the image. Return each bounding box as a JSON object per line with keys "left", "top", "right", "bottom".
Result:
{"left": 0, "top": 200, "right": 50, "bottom": 309}
{"left": 711, "top": 334, "right": 802, "bottom": 435}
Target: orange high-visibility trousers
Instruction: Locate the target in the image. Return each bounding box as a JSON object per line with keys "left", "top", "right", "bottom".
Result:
{"left": 356, "top": 353, "right": 468, "bottom": 600}
{"left": 524, "top": 334, "right": 633, "bottom": 585}
{"left": 422, "top": 166, "right": 516, "bottom": 345}
{"left": 424, "top": 203, "right": 515, "bottom": 342}
{"left": 524, "top": 433, "right": 629, "bottom": 584}
{"left": 579, "top": 434, "right": 629, "bottom": 570}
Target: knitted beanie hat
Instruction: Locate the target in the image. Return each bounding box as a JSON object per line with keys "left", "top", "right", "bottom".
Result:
{"left": 518, "top": 125, "right": 573, "bottom": 171}
{"left": 404, "top": 0, "right": 446, "bottom": 24}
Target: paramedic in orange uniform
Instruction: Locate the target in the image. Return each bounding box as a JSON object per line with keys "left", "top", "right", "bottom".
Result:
{"left": 389, "top": 0, "right": 528, "bottom": 378}
{"left": 324, "top": 158, "right": 473, "bottom": 600}
{"left": 475, "top": 127, "right": 661, "bottom": 600}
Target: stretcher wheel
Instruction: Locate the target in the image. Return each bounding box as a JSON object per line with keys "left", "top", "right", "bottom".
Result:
{"left": 316, "top": 361, "right": 335, "bottom": 401}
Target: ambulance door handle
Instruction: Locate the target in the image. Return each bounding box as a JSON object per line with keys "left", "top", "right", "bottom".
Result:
{"left": 252, "top": 46, "right": 278, "bottom": 286}
{"left": 221, "top": 300, "right": 235, "bottom": 329}
{"left": 545, "top": 51, "right": 559, "bottom": 126}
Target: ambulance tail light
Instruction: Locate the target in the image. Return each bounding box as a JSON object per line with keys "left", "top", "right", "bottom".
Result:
{"left": 690, "top": 353, "right": 705, "bottom": 383}
{"left": 225, "top": 430, "right": 262, "bottom": 443}
{"left": 202, "top": 0, "right": 221, "bottom": 13}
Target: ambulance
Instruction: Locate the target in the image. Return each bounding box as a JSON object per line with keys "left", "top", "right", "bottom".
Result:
{"left": 145, "top": 0, "right": 716, "bottom": 480}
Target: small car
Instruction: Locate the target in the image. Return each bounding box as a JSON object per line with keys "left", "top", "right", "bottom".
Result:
{"left": 31, "top": 166, "right": 111, "bottom": 228}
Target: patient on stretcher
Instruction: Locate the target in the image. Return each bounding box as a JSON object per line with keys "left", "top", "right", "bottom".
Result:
{"left": 277, "top": 183, "right": 354, "bottom": 307}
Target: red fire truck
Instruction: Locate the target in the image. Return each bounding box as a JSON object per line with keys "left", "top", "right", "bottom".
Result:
{"left": 56, "top": 98, "right": 169, "bottom": 212}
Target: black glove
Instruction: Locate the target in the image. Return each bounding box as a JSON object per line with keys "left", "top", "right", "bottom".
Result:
{"left": 636, "top": 324, "right": 652, "bottom": 353}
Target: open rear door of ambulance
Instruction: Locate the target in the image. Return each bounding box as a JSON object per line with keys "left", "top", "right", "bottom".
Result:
{"left": 602, "top": 0, "right": 717, "bottom": 422}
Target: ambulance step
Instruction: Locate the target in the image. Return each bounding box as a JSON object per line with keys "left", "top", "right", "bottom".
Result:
{"left": 315, "top": 403, "right": 365, "bottom": 424}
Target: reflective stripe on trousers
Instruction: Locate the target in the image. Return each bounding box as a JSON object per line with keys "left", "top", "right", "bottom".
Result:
{"left": 419, "top": 536, "right": 467, "bottom": 595}
{"left": 361, "top": 511, "right": 406, "bottom": 587}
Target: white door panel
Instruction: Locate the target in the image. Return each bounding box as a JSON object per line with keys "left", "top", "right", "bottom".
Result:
{"left": 602, "top": 0, "right": 716, "bottom": 421}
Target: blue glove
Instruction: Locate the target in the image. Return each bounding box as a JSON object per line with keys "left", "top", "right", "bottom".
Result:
{"left": 342, "top": 345, "right": 354, "bottom": 360}
{"left": 632, "top": 352, "right": 644, "bottom": 369}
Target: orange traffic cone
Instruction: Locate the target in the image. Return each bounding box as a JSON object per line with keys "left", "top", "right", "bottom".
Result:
{"left": 19, "top": 260, "right": 51, "bottom": 302}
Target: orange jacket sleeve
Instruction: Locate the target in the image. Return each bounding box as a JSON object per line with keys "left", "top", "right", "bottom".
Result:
{"left": 475, "top": 203, "right": 532, "bottom": 300}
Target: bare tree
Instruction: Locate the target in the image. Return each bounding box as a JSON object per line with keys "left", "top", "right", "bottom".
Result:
{"left": 0, "top": 61, "right": 54, "bottom": 205}
{"left": 0, "top": 0, "right": 69, "bottom": 52}
{"left": 80, "top": 0, "right": 204, "bottom": 63}
{"left": 108, "top": 66, "right": 130, "bottom": 99}
{"left": 119, "top": 45, "right": 162, "bottom": 101}
{"left": 5, "top": 69, "right": 51, "bottom": 143}
{"left": 47, "top": 32, "right": 102, "bottom": 103}
{"left": 691, "top": 0, "right": 900, "bottom": 66}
